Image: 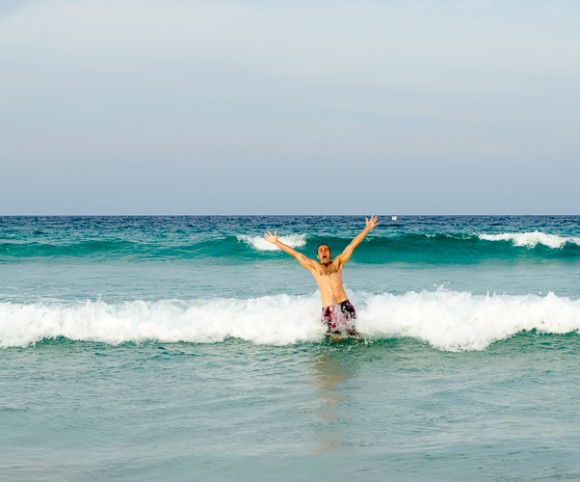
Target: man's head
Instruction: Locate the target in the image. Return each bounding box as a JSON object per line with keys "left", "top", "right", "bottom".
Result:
{"left": 316, "top": 244, "right": 332, "bottom": 265}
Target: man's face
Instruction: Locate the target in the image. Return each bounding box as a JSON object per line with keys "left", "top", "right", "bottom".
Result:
{"left": 317, "top": 245, "right": 331, "bottom": 264}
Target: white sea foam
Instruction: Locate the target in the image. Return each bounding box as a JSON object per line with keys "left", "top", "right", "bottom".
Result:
{"left": 479, "top": 231, "right": 580, "bottom": 249}
{"left": 237, "top": 234, "right": 307, "bottom": 251}
{"left": 0, "top": 295, "right": 322, "bottom": 348}
{"left": 360, "top": 291, "right": 580, "bottom": 351}
{"left": 2, "top": 291, "right": 580, "bottom": 351}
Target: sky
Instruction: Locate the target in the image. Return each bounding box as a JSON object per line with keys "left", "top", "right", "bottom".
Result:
{"left": 0, "top": 0, "right": 579, "bottom": 215}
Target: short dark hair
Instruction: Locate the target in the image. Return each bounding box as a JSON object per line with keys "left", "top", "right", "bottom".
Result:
{"left": 316, "top": 244, "right": 331, "bottom": 255}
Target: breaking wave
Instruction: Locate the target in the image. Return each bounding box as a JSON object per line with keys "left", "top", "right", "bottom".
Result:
{"left": 2, "top": 291, "right": 580, "bottom": 351}
{"left": 479, "top": 231, "right": 580, "bottom": 249}
{"left": 2, "top": 231, "right": 579, "bottom": 263}
{"left": 236, "top": 234, "right": 307, "bottom": 251}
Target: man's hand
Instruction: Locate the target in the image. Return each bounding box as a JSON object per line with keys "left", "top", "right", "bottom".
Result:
{"left": 365, "top": 215, "right": 378, "bottom": 231}
{"left": 264, "top": 231, "right": 279, "bottom": 244}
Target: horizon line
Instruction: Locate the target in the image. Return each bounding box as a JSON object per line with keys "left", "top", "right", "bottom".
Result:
{"left": 1, "top": 213, "right": 578, "bottom": 217}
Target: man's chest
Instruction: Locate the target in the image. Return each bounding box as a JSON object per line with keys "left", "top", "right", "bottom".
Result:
{"left": 315, "top": 263, "right": 340, "bottom": 277}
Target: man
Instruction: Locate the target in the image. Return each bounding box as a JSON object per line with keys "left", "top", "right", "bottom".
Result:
{"left": 264, "top": 216, "right": 378, "bottom": 336}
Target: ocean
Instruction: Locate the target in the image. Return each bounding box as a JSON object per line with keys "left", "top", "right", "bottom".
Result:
{"left": 1, "top": 215, "right": 580, "bottom": 481}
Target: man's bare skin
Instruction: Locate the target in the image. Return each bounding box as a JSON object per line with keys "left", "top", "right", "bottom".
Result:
{"left": 264, "top": 216, "right": 378, "bottom": 307}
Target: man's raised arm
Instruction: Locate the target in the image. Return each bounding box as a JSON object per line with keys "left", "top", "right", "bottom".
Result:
{"left": 264, "top": 231, "right": 315, "bottom": 270}
{"left": 337, "top": 216, "right": 378, "bottom": 266}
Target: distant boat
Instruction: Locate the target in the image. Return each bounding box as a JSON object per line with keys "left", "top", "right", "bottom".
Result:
{"left": 391, "top": 215, "right": 398, "bottom": 221}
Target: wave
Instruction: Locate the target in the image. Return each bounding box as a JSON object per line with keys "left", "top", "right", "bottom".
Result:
{"left": 2, "top": 291, "right": 580, "bottom": 351}
{"left": 479, "top": 231, "right": 580, "bottom": 249}
{"left": 236, "top": 234, "right": 307, "bottom": 251}
{"left": 1, "top": 231, "right": 579, "bottom": 262}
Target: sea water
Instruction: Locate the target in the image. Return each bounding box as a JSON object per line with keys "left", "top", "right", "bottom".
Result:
{"left": 1, "top": 216, "right": 580, "bottom": 481}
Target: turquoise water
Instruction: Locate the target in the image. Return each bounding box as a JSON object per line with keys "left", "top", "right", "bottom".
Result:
{"left": 1, "top": 216, "right": 580, "bottom": 480}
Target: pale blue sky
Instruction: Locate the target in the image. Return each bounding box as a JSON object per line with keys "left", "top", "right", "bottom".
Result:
{"left": 1, "top": 0, "right": 579, "bottom": 214}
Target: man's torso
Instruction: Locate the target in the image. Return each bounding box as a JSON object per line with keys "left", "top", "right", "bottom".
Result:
{"left": 310, "top": 260, "right": 348, "bottom": 306}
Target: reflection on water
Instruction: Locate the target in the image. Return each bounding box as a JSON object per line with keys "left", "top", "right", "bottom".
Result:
{"left": 311, "top": 346, "right": 359, "bottom": 454}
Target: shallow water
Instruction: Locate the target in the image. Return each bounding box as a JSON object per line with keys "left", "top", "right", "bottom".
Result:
{"left": 3, "top": 336, "right": 580, "bottom": 481}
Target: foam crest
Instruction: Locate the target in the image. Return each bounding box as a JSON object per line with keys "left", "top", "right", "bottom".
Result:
{"left": 2, "top": 291, "right": 580, "bottom": 350}
{"left": 237, "top": 234, "right": 307, "bottom": 251}
{"left": 0, "top": 295, "right": 322, "bottom": 348}
{"left": 479, "top": 231, "right": 580, "bottom": 249}
{"left": 360, "top": 291, "right": 580, "bottom": 351}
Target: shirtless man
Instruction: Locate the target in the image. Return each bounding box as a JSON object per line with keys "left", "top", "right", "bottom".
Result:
{"left": 264, "top": 216, "right": 378, "bottom": 336}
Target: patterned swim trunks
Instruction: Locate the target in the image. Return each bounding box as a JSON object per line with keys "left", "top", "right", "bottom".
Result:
{"left": 321, "top": 299, "right": 358, "bottom": 336}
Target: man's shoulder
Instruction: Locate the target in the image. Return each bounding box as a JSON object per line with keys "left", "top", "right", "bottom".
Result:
{"left": 303, "top": 258, "right": 318, "bottom": 270}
